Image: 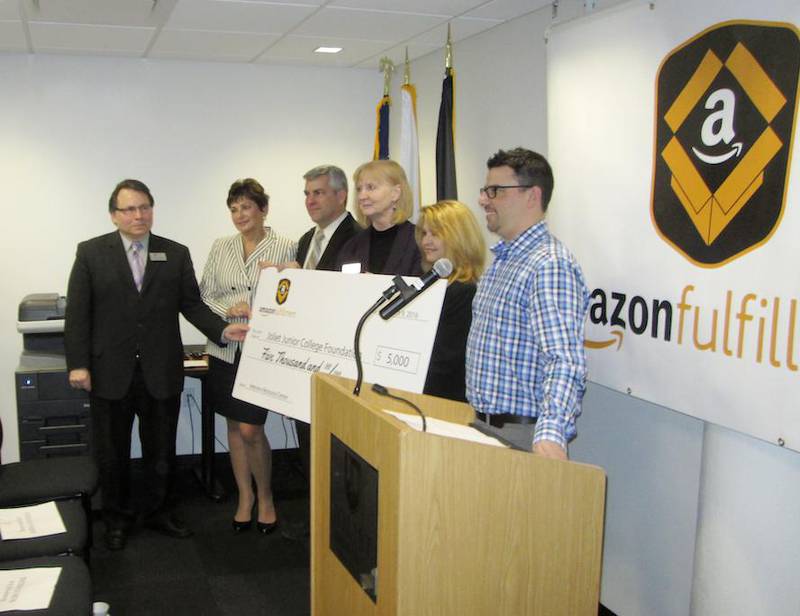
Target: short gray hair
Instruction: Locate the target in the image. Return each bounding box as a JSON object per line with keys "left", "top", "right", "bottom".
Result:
{"left": 303, "top": 165, "right": 348, "bottom": 194}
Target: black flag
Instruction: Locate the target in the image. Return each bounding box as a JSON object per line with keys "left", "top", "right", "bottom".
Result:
{"left": 436, "top": 67, "right": 457, "bottom": 200}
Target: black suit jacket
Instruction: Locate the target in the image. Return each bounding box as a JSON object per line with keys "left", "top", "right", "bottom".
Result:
{"left": 65, "top": 232, "right": 226, "bottom": 400}
{"left": 335, "top": 220, "right": 423, "bottom": 276}
{"left": 295, "top": 212, "right": 361, "bottom": 271}
{"left": 423, "top": 281, "right": 476, "bottom": 402}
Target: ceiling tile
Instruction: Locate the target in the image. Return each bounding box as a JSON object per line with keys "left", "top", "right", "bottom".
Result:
{"left": 465, "top": 0, "right": 549, "bottom": 21}
{"left": 6, "top": 0, "right": 544, "bottom": 67}
{"left": 166, "top": 0, "right": 318, "bottom": 34}
{"left": 23, "top": 0, "right": 177, "bottom": 27}
{"left": 353, "top": 40, "right": 440, "bottom": 69}
{"left": 0, "top": 0, "right": 20, "bottom": 20}
{"left": 293, "top": 7, "right": 446, "bottom": 43}
{"left": 0, "top": 21, "right": 27, "bottom": 50}
{"left": 258, "top": 34, "right": 388, "bottom": 67}
{"left": 328, "top": 0, "right": 484, "bottom": 17}
{"left": 408, "top": 16, "right": 500, "bottom": 46}
{"left": 29, "top": 22, "right": 155, "bottom": 54}
{"left": 150, "top": 28, "right": 280, "bottom": 61}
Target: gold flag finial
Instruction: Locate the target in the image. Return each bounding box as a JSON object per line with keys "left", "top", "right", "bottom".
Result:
{"left": 404, "top": 47, "right": 410, "bottom": 85}
{"left": 445, "top": 23, "right": 453, "bottom": 70}
{"left": 379, "top": 57, "right": 395, "bottom": 96}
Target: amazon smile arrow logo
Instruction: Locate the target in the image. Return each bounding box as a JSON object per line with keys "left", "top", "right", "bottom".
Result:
{"left": 585, "top": 330, "right": 623, "bottom": 350}
{"left": 692, "top": 141, "right": 742, "bottom": 164}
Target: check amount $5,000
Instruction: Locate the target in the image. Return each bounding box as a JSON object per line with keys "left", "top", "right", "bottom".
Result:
{"left": 373, "top": 346, "right": 421, "bottom": 375}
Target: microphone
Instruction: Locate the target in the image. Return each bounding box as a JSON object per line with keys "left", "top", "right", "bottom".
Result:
{"left": 351, "top": 258, "right": 452, "bottom": 396}
{"left": 379, "top": 258, "right": 452, "bottom": 320}
{"left": 377, "top": 275, "right": 407, "bottom": 301}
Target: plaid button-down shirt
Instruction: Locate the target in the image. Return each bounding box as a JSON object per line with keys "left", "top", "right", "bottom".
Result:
{"left": 466, "top": 221, "right": 589, "bottom": 449}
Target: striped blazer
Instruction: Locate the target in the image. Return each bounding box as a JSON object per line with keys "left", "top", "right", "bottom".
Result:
{"left": 200, "top": 227, "right": 296, "bottom": 363}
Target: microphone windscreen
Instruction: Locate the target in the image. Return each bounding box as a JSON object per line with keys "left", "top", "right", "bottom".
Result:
{"left": 432, "top": 258, "right": 453, "bottom": 279}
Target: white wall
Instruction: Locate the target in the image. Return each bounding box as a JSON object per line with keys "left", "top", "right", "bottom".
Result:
{"left": 0, "top": 53, "right": 380, "bottom": 461}
{"left": 690, "top": 425, "right": 800, "bottom": 616}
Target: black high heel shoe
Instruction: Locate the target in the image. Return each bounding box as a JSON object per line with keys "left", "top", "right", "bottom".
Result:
{"left": 233, "top": 502, "right": 256, "bottom": 533}
{"left": 232, "top": 518, "right": 253, "bottom": 533}
{"left": 257, "top": 520, "right": 278, "bottom": 535}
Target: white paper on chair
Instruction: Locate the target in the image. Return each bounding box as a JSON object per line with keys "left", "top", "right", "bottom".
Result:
{"left": 382, "top": 410, "right": 509, "bottom": 448}
{"left": 0, "top": 501, "right": 66, "bottom": 540}
{"left": 0, "top": 566, "right": 61, "bottom": 612}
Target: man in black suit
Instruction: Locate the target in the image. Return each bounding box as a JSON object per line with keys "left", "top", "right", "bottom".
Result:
{"left": 280, "top": 165, "right": 359, "bottom": 541}
{"left": 65, "top": 179, "right": 248, "bottom": 550}
{"left": 294, "top": 164, "right": 360, "bottom": 270}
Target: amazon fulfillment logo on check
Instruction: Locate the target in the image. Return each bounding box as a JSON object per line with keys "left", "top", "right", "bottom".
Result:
{"left": 651, "top": 21, "right": 799, "bottom": 267}
{"left": 275, "top": 278, "right": 291, "bottom": 305}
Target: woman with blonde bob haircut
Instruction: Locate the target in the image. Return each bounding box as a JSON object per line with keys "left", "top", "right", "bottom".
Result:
{"left": 416, "top": 200, "right": 485, "bottom": 284}
{"left": 336, "top": 159, "right": 422, "bottom": 276}
{"left": 415, "top": 200, "right": 486, "bottom": 401}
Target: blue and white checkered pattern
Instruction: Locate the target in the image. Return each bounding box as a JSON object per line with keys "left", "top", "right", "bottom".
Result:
{"left": 466, "top": 222, "right": 589, "bottom": 450}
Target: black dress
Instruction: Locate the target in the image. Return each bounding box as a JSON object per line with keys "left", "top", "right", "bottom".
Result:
{"left": 208, "top": 352, "right": 268, "bottom": 425}
{"left": 423, "top": 281, "right": 476, "bottom": 402}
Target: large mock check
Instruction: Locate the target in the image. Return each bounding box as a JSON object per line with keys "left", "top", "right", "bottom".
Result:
{"left": 233, "top": 268, "right": 447, "bottom": 423}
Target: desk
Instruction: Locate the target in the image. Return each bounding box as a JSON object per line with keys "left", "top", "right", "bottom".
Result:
{"left": 184, "top": 346, "right": 226, "bottom": 502}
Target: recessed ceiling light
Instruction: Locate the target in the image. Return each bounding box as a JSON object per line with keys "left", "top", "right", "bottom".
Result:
{"left": 314, "top": 46, "right": 343, "bottom": 54}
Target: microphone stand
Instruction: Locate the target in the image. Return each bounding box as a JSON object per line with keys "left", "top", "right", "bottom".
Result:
{"left": 353, "top": 275, "right": 411, "bottom": 396}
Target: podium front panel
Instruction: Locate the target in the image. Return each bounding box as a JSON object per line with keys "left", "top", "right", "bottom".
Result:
{"left": 310, "top": 374, "right": 605, "bottom": 616}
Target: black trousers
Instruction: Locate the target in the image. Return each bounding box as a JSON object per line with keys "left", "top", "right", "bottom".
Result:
{"left": 295, "top": 420, "right": 311, "bottom": 482}
{"left": 91, "top": 363, "right": 181, "bottom": 529}
{"left": 294, "top": 419, "right": 311, "bottom": 521}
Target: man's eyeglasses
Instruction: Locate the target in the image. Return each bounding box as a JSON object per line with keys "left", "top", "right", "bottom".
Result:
{"left": 479, "top": 185, "right": 533, "bottom": 199}
{"left": 114, "top": 204, "right": 153, "bottom": 216}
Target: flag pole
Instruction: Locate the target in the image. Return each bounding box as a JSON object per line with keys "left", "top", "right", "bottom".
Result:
{"left": 445, "top": 22, "right": 453, "bottom": 72}
{"left": 379, "top": 56, "right": 394, "bottom": 96}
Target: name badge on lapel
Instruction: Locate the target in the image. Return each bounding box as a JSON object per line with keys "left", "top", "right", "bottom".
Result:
{"left": 149, "top": 252, "right": 167, "bottom": 262}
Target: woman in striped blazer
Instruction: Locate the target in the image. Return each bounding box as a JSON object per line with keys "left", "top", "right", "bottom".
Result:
{"left": 200, "top": 178, "right": 296, "bottom": 534}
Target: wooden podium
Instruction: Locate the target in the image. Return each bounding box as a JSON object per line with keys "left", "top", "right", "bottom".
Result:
{"left": 310, "top": 374, "right": 606, "bottom": 616}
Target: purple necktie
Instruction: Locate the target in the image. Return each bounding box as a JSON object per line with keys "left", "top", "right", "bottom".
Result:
{"left": 130, "top": 241, "right": 145, "bottom": 291}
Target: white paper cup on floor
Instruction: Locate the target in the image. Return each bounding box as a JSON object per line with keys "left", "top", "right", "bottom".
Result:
{"left": 93, "top": 601, "right": 111, "bottom": 616}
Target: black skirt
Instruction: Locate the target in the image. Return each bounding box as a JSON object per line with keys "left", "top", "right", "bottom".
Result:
{"left": 207, "top": 354, "right": 269, "bottom": 425}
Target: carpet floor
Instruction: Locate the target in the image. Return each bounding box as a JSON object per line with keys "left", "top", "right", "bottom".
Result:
{"left": 90, "top": 451, "right": 310, "bottom": 616}
{"left": 88, "top": 451, "right": 617, "bottom": 616}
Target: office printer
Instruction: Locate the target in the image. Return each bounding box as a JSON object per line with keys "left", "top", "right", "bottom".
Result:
{"left": 17, "top": 293, "right": 67, "bottom": 353}
{"left": 15, "top": 293, "right": 91, "bottom": 460}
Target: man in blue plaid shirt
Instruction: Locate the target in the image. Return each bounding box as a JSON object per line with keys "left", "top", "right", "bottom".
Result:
{"left": 466, "top": 148, "right": 589, "bottom": 460}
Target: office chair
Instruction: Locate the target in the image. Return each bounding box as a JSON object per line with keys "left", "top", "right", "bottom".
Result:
{"left": 0, "top": 418, "right": 98, "bottom": 551}
{"left": 0, "top": 498, "right": 88, "bottom": 562}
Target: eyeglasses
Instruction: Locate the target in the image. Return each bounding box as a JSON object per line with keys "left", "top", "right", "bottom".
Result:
{"left": 114, "top": 204, "right": 153, "bottom": 216}
{"left": 479, "top": 185, "right": 533, "bottom": 199}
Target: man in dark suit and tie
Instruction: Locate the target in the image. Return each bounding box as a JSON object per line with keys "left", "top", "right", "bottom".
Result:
{"left": 294, "top": 164, "right": 360, "bottom": 270}
{"left": 65, "top": 179, "right": 248, "bottom": 550}
{"left": 279, "top": 164, "right": 359, "bottom": 540}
